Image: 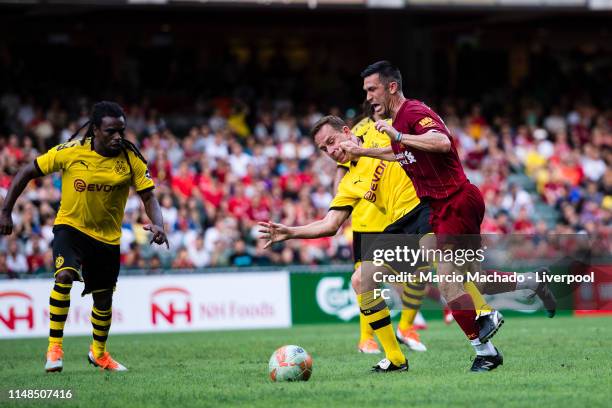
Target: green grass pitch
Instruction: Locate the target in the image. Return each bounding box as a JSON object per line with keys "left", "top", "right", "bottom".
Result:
{"left": 1, "top": 316, "right": 611, "bottom": 407}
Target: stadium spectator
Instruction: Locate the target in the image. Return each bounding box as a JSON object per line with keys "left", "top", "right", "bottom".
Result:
{"left": 186, "top": 237, "right": 210, "bottom": 268}
{"left": 171, "top": 247, "right": 195, "bottom": 269}
{"left": 0, "top": 91, "right": 609, "bottom": 277}
{"left": 6, "top": 238, "right": 28, "bottom": 276}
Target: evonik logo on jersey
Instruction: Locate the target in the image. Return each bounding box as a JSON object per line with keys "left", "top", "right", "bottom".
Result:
{"left": 74, "top": 179, "right": 121, "bottom": 193}
{"left": 363, "top": 161, "right": 388, "bottom": 203}
{"left": 0, "top": 291, "right": 34, "bottom": 331}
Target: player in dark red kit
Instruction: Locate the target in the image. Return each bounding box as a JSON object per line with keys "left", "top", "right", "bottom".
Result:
{"left": 344, "top": 60, "right": 508, "bottom": 372}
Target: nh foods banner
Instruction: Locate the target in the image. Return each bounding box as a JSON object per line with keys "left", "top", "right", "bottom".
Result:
{"left": 0, "top": 272, "right": 291, "bottom": 339}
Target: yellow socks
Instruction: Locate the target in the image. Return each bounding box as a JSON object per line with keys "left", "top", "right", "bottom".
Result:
{"left": 358, "top": 290, "right": 405, "bottom": 366}
{"left": 91, "top": 306, "right": 112, "bottom": 358}
{"left": 398, "top": 281, "right": 426, "bottom": 331}
{"left": 359, "top": 313, "right": 375, "bottom": 342}
{"left": 464, "top": 281, "right": 493, "bottom": 317}
{"left": 48, "top": 282, "right": 71, "bottom": 350}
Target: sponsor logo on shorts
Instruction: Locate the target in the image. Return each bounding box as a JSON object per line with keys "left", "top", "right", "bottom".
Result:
{"left": 55, "top": 255, "right": 64, "bottom": 269}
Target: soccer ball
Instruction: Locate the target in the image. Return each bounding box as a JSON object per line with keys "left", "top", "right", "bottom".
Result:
{"left": 268, "top": 345, "right": 313, "bottom": 382}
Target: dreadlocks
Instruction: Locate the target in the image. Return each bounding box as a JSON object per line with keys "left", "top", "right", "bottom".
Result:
{"left": 68, "top": 101, "right": 147, "bottom": 177}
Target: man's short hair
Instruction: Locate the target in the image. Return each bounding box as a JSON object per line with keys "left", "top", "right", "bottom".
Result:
{"left": 310, "top": 115, "right": 346, "bottom": 139}
{"left": 360, "top": 60, "right": 402, "bottom": 91}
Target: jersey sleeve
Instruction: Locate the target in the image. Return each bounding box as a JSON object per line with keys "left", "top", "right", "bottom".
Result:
{"left": 131, "top": 153, "right": 155, "bottom": 192}
{"left": 35, "top": 143, "right": 72, "bottom": 175}
{"left": 329, "top": 177, "right": 358, "bottom": 212}
{"left": 409, "top": 106, "right": 450, "bottom": 137}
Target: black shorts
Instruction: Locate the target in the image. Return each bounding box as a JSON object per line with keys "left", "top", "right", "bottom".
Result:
{"left": 383, "top": 202, "right": 432, "bottom": 235}
{"left": 52, "top": 224, "right": 120, "bottom": 295}
{"left": 355, "top": 202, "right": 432, "bottom": 271}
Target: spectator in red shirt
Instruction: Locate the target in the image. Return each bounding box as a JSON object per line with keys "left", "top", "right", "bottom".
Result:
{"left": 150, "top": 149, "right": 173, "bottom": 186}
{"left": 171, "top": 247, "right": 194, "bottom": 269}
{"left": 122, "top": 242, "right": 146, "bottom": 269}
{"left": 26, "top": 239, "right": 46, "bottom": 273}
{"left": 512, "top": 207, "right": 535, "bottom": 233}
{"left": 227, "top": 184, "right": 252, "bottom": 218}
{"left": 247, "top": 193, "right": 271, "bottom": 222}
{"left": 4, "top": 134, "right": 24, "bottom": 162}
{"left": 172, "top": 162, "right": 197, "bottom": 199}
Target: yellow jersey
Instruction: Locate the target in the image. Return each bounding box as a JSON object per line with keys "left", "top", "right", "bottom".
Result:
{"left": 337, "top": 117, "right": 370, "bottom": 171}
{"left": 35, "top": 138, "right": 154, "bottom": 245}
{"left": 330, "top": 118, "right": 420, "bottom": 233}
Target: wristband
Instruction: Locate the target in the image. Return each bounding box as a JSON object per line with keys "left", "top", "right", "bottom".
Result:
{"left": 395, "top": 131, "right": 402, "bottom": 142}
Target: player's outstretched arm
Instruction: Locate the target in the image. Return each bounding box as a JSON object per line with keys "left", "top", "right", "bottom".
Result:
{"left": 0, "top": 162, "right": 42, "bottom": 235}
{"left": 258, "top": 209, "right": 350, "bottom": 249}
{"left": 396, "top": 129, "right": 450, "bottom": 153}
{"left": 339, "top": 140, "right": 395, "bottom": 161}
{"left": 138, "top": 189, "right": 169, "bottom": 248}
{"left": 374, "top": 120, "right": 451, "bottom": 153}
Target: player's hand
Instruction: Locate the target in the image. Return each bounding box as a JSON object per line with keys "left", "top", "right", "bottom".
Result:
{"left": 339, "top": 141, "right": 363, "bottom": 161}
{"left": 374, "top": 120, "right": 398, "bottom": 138}
{"left": 258, "top": 221, "right": 291, "bottom": 249}
{"left": 0, "top": 210, "right": 13, "bottom": 235}
{"left": 144, "top": 224, "right": 169, "bottom": 249}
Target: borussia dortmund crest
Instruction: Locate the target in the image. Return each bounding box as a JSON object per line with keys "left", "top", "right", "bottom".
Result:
{"left": 114, "top": 160, "right": 129, "bottom": 175}
{"left": 55, "top": 255, "right": 65, "bottom": 269}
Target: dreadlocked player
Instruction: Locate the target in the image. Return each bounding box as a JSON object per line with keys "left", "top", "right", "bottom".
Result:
{"left": 0, "top": 101, "right": 168, "bottom": 372}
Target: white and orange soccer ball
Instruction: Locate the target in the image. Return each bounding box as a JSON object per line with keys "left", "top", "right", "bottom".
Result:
{"left": 268, "top": 345, "right": 313, "bottom": 382}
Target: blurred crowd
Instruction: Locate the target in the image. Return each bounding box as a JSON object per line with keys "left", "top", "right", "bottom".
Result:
{"left": 0, "top": 94, "right": 610, "bottom": 277}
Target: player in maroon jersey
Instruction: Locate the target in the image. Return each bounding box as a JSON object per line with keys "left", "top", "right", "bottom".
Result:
{"left": 344, "top": 60, "right": 506, "bottom": 371}
{"left": 343, "top": 60, "right": 557, "bottom": 372}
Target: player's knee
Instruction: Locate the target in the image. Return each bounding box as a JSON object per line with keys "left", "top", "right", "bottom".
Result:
{"left": 55, "top": 270, "right": 75, "bottom": 284}
{"left": 439, "top": 280, "right": 464, "bottom": 301}
{"left": 93, "top": 290, "right": 113, "bottom": 310}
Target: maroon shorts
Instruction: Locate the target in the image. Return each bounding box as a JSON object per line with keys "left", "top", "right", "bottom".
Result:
{"left": 428, "top": 182, "right": 485, "bottom": 249}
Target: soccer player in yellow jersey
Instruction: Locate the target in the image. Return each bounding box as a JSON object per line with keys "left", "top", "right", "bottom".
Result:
{"left": 0, "top": 101, "right": 168, "bottom": 373}
{"left": 260, "top": 115, "right": 420, "bottom": 370}
{"left": 338, "top": 113, "right": 429, "bottom": 355}
{"left": 260, "top": 115, "right": 493, "bottom": 372}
